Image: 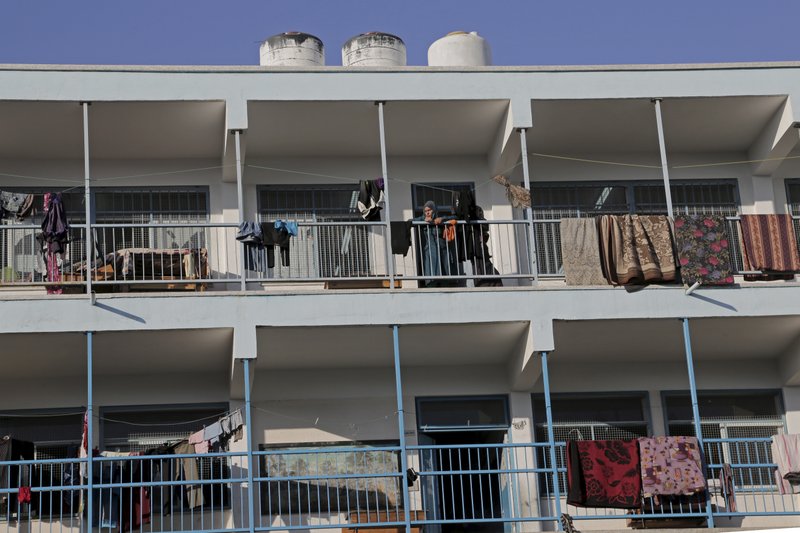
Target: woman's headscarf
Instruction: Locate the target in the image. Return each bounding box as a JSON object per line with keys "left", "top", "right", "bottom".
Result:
{"left": 423, "top": 200, "right": 437, "bottom": 218}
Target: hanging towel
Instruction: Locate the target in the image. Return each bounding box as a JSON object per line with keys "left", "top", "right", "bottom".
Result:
{"left": 560, "top": 218, "right": 608, "bottom": 286}
{"left": 638, "top": 436, "right": 706, "bottom": 498}
{"left": 598, "top": 215, "right": 676, "bottom": 285}
{"left": 188, "top": 429, "right": 208, "bottom": 454}
{"left": 673, "top": 215, "right": 735, "bottom": 286}
{"left": 566, "top": 439, "right": 642, "bottom": 509}
{"left": 740, "top": 215, "right": 800, "bottom": 272}
{"left": 771, "top": 434, "right": 800, "bottom": 495}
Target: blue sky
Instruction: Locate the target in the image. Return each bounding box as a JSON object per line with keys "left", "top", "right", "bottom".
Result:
{"left": 1, "top": 1, "right": 798, "bottom": 66}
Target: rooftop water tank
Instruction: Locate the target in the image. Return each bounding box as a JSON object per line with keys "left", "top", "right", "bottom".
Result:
{"left": 428, "top": 31, "right": 492, "bottom": 67}
{"left": 342, "top": 32, "right": 407, "bottom": 67}
{"left": 259, "top": 32, "right": 325, "bottom": 66}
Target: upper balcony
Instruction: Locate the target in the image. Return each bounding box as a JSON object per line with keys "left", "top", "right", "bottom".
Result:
{"left": 0, "top": 95, "right": 799, "bottom": 297}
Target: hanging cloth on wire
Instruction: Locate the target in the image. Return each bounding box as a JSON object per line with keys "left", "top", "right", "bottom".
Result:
{"left": 0, "top": 191, "right": 34, "bottom": 220}
{"left": 491, "top": 175, "right": 530, "bottom": 209}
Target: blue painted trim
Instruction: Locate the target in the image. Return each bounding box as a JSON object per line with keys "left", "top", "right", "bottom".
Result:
{"left": 541, "top": 351, "right": 562, "bottom": 530}
{"left": 392, "top": 325, "right": 412, "bottom": 533}
{"left": 243, "top": 358, "right": 256, "bottom": 533}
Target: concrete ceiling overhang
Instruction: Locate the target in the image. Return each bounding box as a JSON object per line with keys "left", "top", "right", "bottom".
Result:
{"left": 551, "top": 316, "right": 800, "bottom": 363}
{"left": 255, "top": 322, "right": 529, "bottom": 370}
{"left": 246, "top": 100, "right": 509, "bottom": 158}
{"left": 0, "top": 328, "right": 233, "bottom": 379}
{"left": 527, "top": 96, "right": 786, "bottom": 156}
{"left": 0, "top": 101, "right": 226, "bottom": 160}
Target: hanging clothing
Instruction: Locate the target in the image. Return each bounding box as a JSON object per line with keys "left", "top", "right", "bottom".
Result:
{"left": 566, "top": 439, "right": 642, "bottom": 509}
{"left": 673, "top": 215, "right": 735, "bottom": 286}
{"left": 274, "top": 219, "right": 298, "bottom": 237}
{"left": 260, "top": 223, "right": 291, "bottom": 268}
{"left": 220, "top": 409, "right": 243, "bottom": 437}
{"left": 740, "top": 215, "right": 800, "bottom": 273}
{"left": 598, "top": 215, "right": 677, "bottom": 285}
{"left": 453, "top": 189, "right": 477, "bottom": 222}
{"left": 172, "top": 440, "right": 204, "bottom": 509}
{"left": 40, "top": 193, "right": 69, "bottom": 294}
{"left": 236, "top": 221, "right": 264, "bottom": 272}
{"left": 560, "top": 218, "right": 608, "bottom": 286}
{"left": 188, "top": 429, "right": 208, "bottom": 454}
{"left": 638, "top": 436, "right": 706, "bottom": 498}
{"left": 357, "top": 180, "right": 385, "bottom": 221}
{"left": 0, "top": 191, "right": 34, "bottom": 220}
{"left": 491, "top": 175, "right": 530, "bottom": 209}
{"left": 771, "top": 434, "right": 800, "bottom": 495}
{"left": 390, "top": 221, "right": 413, "bottom": 256}
{"left": 719, "top": 463, "right": 736, "bottom": 512}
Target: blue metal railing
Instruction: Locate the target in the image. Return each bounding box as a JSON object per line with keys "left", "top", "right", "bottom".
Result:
{"left": 1, "top": 438, "right": 798, "bottom": 532}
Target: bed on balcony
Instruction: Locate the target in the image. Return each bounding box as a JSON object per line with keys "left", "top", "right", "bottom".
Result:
{"left": 67, "top": 247, "right": 209, "bottom": 291}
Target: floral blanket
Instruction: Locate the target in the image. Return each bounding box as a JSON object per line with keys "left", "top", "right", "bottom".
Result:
{"left": 638, "top": 436, "right": 706, "bottom": 497}
{"left": 567, "top": 440, "right": 642, "bottom": 509}
{"left": 673, "top": 215, "right": 734, "bottom": 285}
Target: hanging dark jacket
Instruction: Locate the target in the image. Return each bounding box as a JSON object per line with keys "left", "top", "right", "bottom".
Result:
{"left": 40, "top": 192, "right": 70, "bottom": 254}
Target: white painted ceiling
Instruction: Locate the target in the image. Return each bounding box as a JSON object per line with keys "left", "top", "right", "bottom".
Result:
{"left": 551, "top": 316, "right": 800, "bottom": 363}
{"left": 527, "top": 96, "right": 786, "bottom": 154}
{"left": 246, "top": 100, "right": 509, "bottom": 157}
{"left": 256, "top": 321, "right": 529, "bottom": 369}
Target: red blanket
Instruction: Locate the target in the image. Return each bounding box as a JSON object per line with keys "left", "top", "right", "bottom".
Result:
{"left": 567, "top": 440, "right": 642, "bottom": 509}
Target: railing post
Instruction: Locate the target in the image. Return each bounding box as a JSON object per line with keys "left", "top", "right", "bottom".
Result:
{"left": 377, "top": 102, "right": 396, "bottom": 289}
{"left": 81, "top": 102, "right": 93, "bottom": 300}
{"left": 242, "top": 358, "right": 257, "bottom": 533}
{"left": 541, "top": 351, "right": 562, "bottom": 530}
{"left": 519, "top": 129, "right": 539, "bottom": 284}
{"left": 391, "top": 326, "right": 412, "bottom": 533}
{"left": 653, "top": 99, "right": 674, "bottom": 218}
{"left": 234, "top": 130, "right": 247, "bottom": 291}
{"left": 681, "top": 318, "right": 715, "bottom": 528}
{"left": 86, "top": 330, "right": 94, "bottom": 533}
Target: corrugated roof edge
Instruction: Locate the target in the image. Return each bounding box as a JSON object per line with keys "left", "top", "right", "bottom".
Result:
{"left": 0, "top": 61, "right": 800, "bottom": 73}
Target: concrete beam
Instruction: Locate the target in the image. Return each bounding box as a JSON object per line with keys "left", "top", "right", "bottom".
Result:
{"left": 778, "top": 331, "right": 800, "bottom": 386}
{"left": 223, "top": 98, "right": 248, "bottom": 182}
{"left": 748, "top": 98, "right": 798, "bottom": 176}
{"left": 488, "top": 97, "right": 532, "bottom": 176}
{"left": 230, "top": 357, "right": 256, "bottom": 401}
{"left": 508, "top": 320, "right": 555, "bottom": 391}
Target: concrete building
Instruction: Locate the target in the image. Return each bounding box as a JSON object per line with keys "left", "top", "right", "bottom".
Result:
{"left": 0, "top": 50, "right": 800, "bottom": 532}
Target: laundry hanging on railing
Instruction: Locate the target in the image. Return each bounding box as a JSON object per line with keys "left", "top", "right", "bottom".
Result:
{"left": 357, "top": 179, "right": 385, "bottom": 221}
{"left": 560, "top": 218, "right": 608, "bottom": 286}
{"left": 673, "top": 215, "right": 734, "bottom": 286}
{"left": 598, "top": 215, "right": 677, "bottom": 286}
{"left": 237, "top": 221, "right": 294, "bottom": 270}
{"left": 0, "top": 190, "right": 34, "bottom": 220}
{"left": 188, "top": 408, "right": 244, "bottom": 453}
{"left": 567, "top": 439, "right": 642, "bottom": 509}
{"left": 740, "top": 215, "right": 800, "bottom": 273}
{"left": 771, "top": 434, "right": 800, "bottom": 495}
{"left": 638, "top": 436, "right": 706, "bottom": 498}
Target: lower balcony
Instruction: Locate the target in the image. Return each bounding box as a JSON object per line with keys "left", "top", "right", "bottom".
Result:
{"left": 0, "top": 437, "right": 797, "bottom": 532}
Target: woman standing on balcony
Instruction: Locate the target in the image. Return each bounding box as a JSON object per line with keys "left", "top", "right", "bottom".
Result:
{"left": 415, "top": 200, "right": 456, "bottom": 287}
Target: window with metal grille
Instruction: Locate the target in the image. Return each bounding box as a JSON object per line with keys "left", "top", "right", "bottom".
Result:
{"left": 257, "top": 185, "right": 371, "bottom": 279}
{"left": 664, "top": 391, "right": 785, "bottom": 487}
{"left": 411, "top": 182, "right": 475, "bottom": 217}
{"left": 531, "top": 393, "right": 650, "bottom": 495}
{"left": 100, "top": 404, "right": 231, "bottom": 509}
{"left": 0, "top": 408, "right": 84, "bottom": 508}
{"left": 258, "top": 441, "right": 401, "bottom": 515}
{"left": 530, "top": 180, "right": 741, "bottom": 275}
{"left": 0, "top": 187, "right": 209, "bottom": 280}
{"left": 784, "top": 179, "right": 800, "bottom": 250}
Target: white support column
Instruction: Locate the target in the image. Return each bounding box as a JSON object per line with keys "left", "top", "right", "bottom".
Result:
{"left": 653, "top": 99, "right": 675, "bottom": 218}
{"left": 377, "top": 102, "right": 396, "bottom": 288}
{"left": 81, "top": 102, "right": 93, "bottom": 300}
{"left": 519, "top": 129, "right": 539, "bottom": 283}
{"left": 234, "top": 130, "right": 247, "bottom": 291}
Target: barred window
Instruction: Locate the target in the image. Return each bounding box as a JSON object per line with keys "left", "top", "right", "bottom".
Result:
{"left": 531, "top": 393, "right": 650, "bottom": 495}
{"left": 257, "top": 184, "right": 371, "bottom": 279}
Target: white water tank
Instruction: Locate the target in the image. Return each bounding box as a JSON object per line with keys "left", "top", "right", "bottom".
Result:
{"left": 259, "top": 32, "right": 325, "bottom": 66}
{"left": 342, "top": 32, "right": 406, "bottom": 67}
{"left": 428, "top": 31, "right": 492, "bottom": 67}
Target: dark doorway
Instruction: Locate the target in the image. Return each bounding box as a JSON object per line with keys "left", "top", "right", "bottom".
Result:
{"left": 419, "top": 430, "right": 507, "bottom": 533}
